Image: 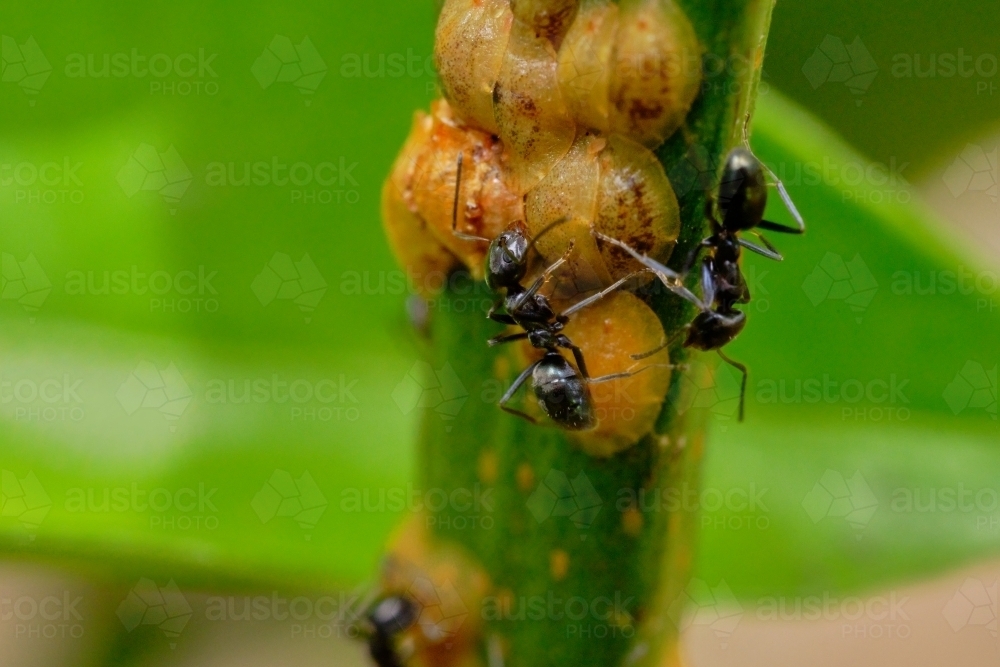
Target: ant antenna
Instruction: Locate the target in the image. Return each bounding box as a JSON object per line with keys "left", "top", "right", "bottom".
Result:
{"left": 451, "top": 152, "right": 491, "bottom": 243}
{"left": 740, "top": 112, "right": 806, "bottom": 233}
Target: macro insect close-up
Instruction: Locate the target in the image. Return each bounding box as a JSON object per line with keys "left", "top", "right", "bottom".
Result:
{"left": 3, "top": 1, "right": 999, "bottom": 667}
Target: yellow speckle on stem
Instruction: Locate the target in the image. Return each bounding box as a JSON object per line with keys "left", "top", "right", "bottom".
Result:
{"left": 550, "top": 549, "right": 570, "bottom": 580}
{"left": 516, "top": 463, "right": 536, "bottom": 491}
{"left": 493, "top": 354, "right": 511, "bottom": 380}
{"left": 622, "top": 507, "right": 644, "bottom": 536}
{"left": 478, "top": 449, "right": 499, "bottom": 484}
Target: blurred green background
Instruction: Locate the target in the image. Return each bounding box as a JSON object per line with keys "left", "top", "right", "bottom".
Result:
{"left": 1, "top": 0, "right": 999, "bottom": 665}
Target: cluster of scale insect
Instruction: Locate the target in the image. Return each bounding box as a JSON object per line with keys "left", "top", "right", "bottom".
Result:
{"left": 383, "top": 0, "right": 708, "bottom": 457}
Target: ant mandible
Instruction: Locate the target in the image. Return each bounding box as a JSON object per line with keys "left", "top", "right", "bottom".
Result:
{"left": 450, "top": 153, "right": 662, "bottom": 430}
{"left": 594, "top": 119, "right": 805, "bottom": 421}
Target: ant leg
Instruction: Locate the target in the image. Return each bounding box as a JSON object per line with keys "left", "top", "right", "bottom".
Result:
{"left": 451, "top": 152, "right": 491, "bottom": 243}
{"left": 737, "top": 235, "right": 783, "bottom": 261}
{"left": 757, "top": 217, "right": 805, "bottom": 235}
{"left": 700, "top": 258, "right": 716, "bottom": 307}
{"left": 716, "top": 348, "right": 747, "bottom": 422}
{"left": 499, "top": 360, "right": 541, "bottom": 424}
{"left": 631, "top": 324, "right": 691, "bottom": 360}
{"left": 756, "top": 163, "right": 805, "bottom": 234}
{"left": 558, "top": 270, "right": 650, "bottom": 319}
{"left": 511, "top": 241, "right": 576, "bottom": 311}
{"left": 681, "top": 238, "right": 712, "bottom": 275}
{"left": 487, "top": 300, "right": 517, "bottom": 325}
{"left": 593, "top": 232, "right": 707, "bottom": 310}
{"left": 564, "top": 342, "right": 589, "bottom": 379}
{"left": 488, "top": 331, "right": 529, "bottom": 347}
{"left": 739, "top": 111, "right": 805, "bottom": 233}
{"left": 345, "top": 584, "right": 381, "bottom": 634}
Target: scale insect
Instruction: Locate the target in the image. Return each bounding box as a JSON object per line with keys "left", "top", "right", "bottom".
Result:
{"left": 451, "top": 154, "right": 670, "bottom": 431}
{"left": 595, "top": 125, "right": 805, "bottom": 421}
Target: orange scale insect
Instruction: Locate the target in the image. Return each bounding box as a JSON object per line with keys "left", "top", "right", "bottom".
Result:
{"left": 524, "top": 132, "right": 681, "bottom": 293}
{"left": 510, "top": 0, "right": 580, "bottom": 49}
{"left": 382, "top": 99, "right": 523, "bottom": 294}
{"left": 435, "top": 0, "right": 513, "bottom": 135}
{"left": 493, "top": 8, "right": 578, "bottom": 193}
{"left": 365, "top": 517, "right": 492, "bottom": 667}
{"left": 557, "top": 0, "right": 703, "bottom": 148}
{"left": 513, "top": 288, "right": 674, "bottom": 456}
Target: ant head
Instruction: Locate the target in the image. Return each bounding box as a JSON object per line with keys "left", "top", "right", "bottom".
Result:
{"left": 718, "top": 147, "right": 768, "bottom": 232}
{"left": 485, "top": 226, "right": 529, "bottom": 291}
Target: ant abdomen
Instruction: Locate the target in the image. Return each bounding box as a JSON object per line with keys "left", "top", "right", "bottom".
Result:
{"left": 533, "top": 352, "right": 595, "bottom": 430}
{"left": 718, "top": 147, "right": 768, "bottom": 230}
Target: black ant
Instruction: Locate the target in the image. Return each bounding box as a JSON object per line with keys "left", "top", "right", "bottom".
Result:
{"left": 594, "top": 125, "right": 804, "bottom": 422}
{"left": 363, "top": 595, "right": 418, "bottom": 667}
{"left": 450, "top": 153, "right": 665, "bottom": 430}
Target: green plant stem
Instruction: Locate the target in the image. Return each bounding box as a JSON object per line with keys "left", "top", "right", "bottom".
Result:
{"left": 420, "top": 2, "right": 776, "bottom": 665}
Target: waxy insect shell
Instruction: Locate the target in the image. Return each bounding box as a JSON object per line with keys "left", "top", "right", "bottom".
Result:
{"left": 526, "top": 133, "right": 681, "bottom": 293}
{"left": 559, "top": 0, "right": 703, "bottom": 147}
{"left": 382, "top": 99, "right": 522, "bottom": 293}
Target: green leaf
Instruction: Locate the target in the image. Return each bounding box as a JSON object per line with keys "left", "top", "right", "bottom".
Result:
{"left": 0, "top": 0, "right": 997, "bottom": 613}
